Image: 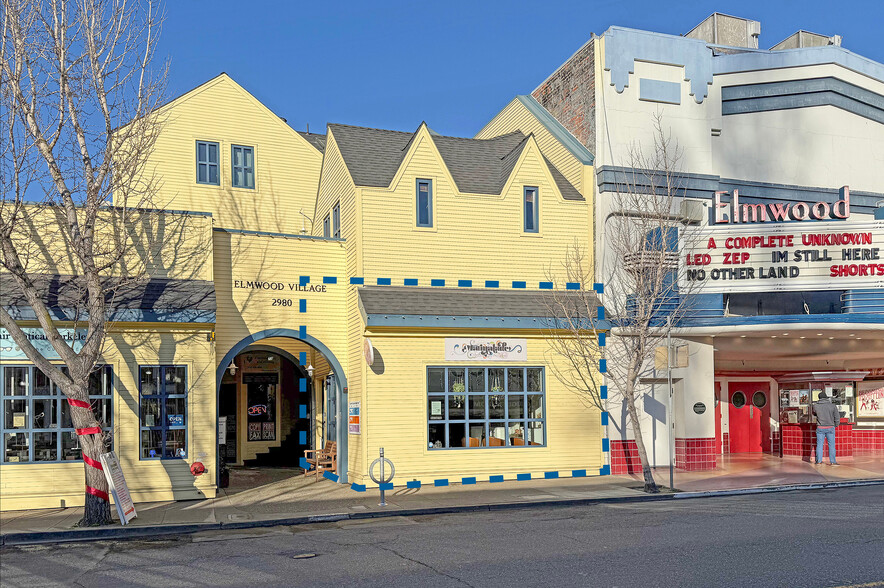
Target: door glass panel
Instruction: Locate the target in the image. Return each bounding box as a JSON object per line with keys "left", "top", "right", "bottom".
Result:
{"left": 732, "top": 391, "right": 746, "bottom": 408}
{"left": 752, "top": 391, "right": 767, "bottom": 408}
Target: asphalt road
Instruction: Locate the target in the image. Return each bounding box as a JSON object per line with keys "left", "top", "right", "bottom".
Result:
{"left": 1, "top": 486, "right": 883, "bottom": 588}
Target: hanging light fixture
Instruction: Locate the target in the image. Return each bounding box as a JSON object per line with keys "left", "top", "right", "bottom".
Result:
{"left": 227, "top": 362, "right": 238, "bottom": 376}
{"left": 307, "top": 364, "right": 314, "bottom": 378}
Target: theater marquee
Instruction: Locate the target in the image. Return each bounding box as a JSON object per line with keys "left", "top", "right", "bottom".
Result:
{"left": 681, "top": 219, "right": 884, "bottom": 292}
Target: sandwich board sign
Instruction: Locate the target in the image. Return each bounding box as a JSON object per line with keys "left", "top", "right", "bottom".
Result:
{"left": 100, "top": 451, "right": 137, "bottom": 525}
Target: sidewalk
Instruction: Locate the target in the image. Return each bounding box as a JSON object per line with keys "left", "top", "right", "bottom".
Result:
{"left": 2, "top": 454, "right": 882, "bottom": 545}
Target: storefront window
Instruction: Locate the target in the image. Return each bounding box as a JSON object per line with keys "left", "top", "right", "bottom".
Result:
{"left": 139, "top": 366, "right": 187, "bottom": 459}
{"left": 779, "top": 380, "right": 858, "bottom": 424}
{"left": 0, "top": 365, "right": 113, "bottom": 463}
{"left": 427, "top": 366, "right": 546, "bottom": 449}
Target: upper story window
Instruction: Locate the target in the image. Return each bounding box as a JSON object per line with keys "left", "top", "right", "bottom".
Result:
{"left": 323, "top": 214, "right": 331, "bottom": 238}
{"left": 139, "top": 366, "right": 187, "bottom": 460}
{"left": 231, "top": 145, "right": 255, "bottom": 189}
{"left": 1, "top": 365, "right": 113, "bottom": 464}
{"left": 416, "top": 179, "right": 433, "bottom": 227}
{"left": 524, "top": 187, "right": 539, "bottom": 233}
{"left": 332, "top": 202, "right": 341, "bottom": 238}
{"left": 196, "top": 140, "right": 220, "bottom": 185}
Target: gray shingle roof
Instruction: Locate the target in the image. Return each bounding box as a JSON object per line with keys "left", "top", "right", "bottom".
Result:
{"left": 1, "top": 274, "right": 216, "bottom": 323}
{"left": 328, "top": 123, "right": 583, "bottom": 200}
{"left": 358, "top": 286, "right": 597, "bottom": 318}
{"left": 297, "top": 132, "right": 327, "bottom": 153}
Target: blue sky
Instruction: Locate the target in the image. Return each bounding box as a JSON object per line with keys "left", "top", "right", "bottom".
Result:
{"left": 159, "top": 0, "right": 884, "bottom": 138}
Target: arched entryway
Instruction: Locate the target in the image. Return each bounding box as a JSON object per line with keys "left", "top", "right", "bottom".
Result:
{"left": 215, "top": 329, "right": 348, "bottom": 485}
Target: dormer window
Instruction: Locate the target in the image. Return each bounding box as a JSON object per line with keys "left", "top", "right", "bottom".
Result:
{"left": 416, "top": 179, "right": 433, "bottom": 228}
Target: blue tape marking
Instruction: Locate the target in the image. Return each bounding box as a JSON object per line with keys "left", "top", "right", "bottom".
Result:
{"left": 598, "top": 333, "right": 606, "bottom": 347}
{"left": 512, "top": 281, "right": 526, "bottom": 289}
{"left": 299, "top": 351, "right": 307, "bottom": 365}
{"left": 597, "top": 306, "right": 605, "bottom": 320}
{"left": 462, "top": 477, "right": 477, "bottom": 485}
{"left": 599, "top": 464, "right": 611, "bottom": 476}
{"left": 300, "top": 378, "right": 307, "bottom": 392}
{"left": 539, "top": 281, "right": 553, "bottom": 289}
{"left": 299, "top": 431, "right": 307, "bottom": 444}
{"left": 572, "top": 469, "right": 587, "bottom": 477}
{"left": 485, "top": 280, "right": 499, "bottom": 288}
{"left": 404, "top": 278, "right": 418, "bottom": 286}
{"left": 516, "top": 473, "right": 531, "bottom": 481}
{"left": 431, "top": 279, "right": 445, "bottom": 287}
{"left": 351, "top": 483, "right": 367, "bottom": 492}
{"left": 350, "top": 277, "right": 364, "bottom": 285}
{"left": 299, "top": 325, "right": 307, "bottom": 339}
{"left": 434, "top": 479, "right": 449, "bottom": 487}
{"left": 566, "top": 282, "right": 580, "bottom": 290}
{"left": 594, "top": 283, "right": 604, "bottom": 294}
{"left": 602, "top": 438, "right": 610, "bottom": 452}
{"left": 489, "top": 475, "right": 504, "bottom": 483}
{"left": 377, "top": 277, "right": 391, "bottom": 286}
{"left": 599, "top": 359, "right": 607, "bottom": 373}
{"left": 601, "top": 411, "right": 609, "bottom": 426}
{"left": 323, "top": 276, "right": 337, "bottom": 284}
{"left": 299, "top": 405, "right": 307, "bottom": 418}
{"left": 299, "top": 299, "right": 307, "bottom": 313}
{"left": 406, "top": 480, "right": 421, "bottom": 489}
{"left": 379, "top": 482, "right": 394, "bottom": 491}
{"left": 323, "top": 471, "right": 339, "bottom": 482}
{"left": 458, "top": 280, "right": 472, "bottom": 287}
{"left": 600, "top": 385, "right": 608, "bottom": 399}
{"left": 300, "top": 276, "right": 310, "bottom": 286}
{"left": 300, "top": 457, "right": 309, "bottom": 469}
{"left": 544, "top": 471, "right": 559, "bottom": 479}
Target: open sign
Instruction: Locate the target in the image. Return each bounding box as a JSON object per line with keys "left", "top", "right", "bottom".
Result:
{"left": 248, "top": 404, "right": 267, "bottom": 416}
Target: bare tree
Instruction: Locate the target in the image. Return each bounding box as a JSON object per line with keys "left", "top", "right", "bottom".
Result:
{"left": 543, "top": 113, "right": 703, "bottom": 493}
{"left": 0, "top": 0, "right": 165, "bottom": 525}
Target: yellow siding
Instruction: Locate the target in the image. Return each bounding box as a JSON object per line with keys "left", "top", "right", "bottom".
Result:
{"left": 211, "top": 230, "right": 348, "bottom": 379}
{"left": 355, "top": 330, "right": 603, "bottom": 485}
{"left": 360, "top": 130, "right": 591, "bottom": 284}
{"left": 6, "top": 207, "right": 214, "bottom": 282}
{"left": 0, "top": 326, "right": 216, "bottom": 511}
{"left": 476, "top": 98, "right": 586, "bottom": 194}
{"left": 132, "top": 74, "right": 323, "bottom": 234}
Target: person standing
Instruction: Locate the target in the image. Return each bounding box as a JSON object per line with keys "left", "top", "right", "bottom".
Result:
{"left": 813, "top": 391, "right": 841, "bottom": 466}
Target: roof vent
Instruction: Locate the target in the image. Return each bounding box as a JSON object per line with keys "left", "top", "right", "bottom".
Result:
{"left": 684, "top": 13, "right": 761, "bottom": 49}
{"left": 770, "top": 31, "right": 841, "bottom": 51}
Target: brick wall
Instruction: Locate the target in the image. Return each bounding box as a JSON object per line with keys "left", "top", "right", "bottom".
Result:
{"left": 532, "top": 38, "right": 596, "bottom": 151}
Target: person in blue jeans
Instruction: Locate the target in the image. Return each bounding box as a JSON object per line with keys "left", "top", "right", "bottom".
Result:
{"left": 813, "top": 391, "right": 841, "bottom": 466}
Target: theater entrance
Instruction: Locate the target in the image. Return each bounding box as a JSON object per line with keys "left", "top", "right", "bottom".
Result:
{"left": 727, "top": 381, "right": 771, "bottom": 453}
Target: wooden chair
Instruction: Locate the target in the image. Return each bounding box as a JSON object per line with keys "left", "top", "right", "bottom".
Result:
{"left": 510, "top": 438, "right": 525, "bottom": 446}
{"left": 462, "top": 437, "right": 482, "bottom": 447}
{"left": 303, "top": 440, "right": 337, "bottom": 478}
{"left": 488, "top": 437, "right": 505, "bottom": 447}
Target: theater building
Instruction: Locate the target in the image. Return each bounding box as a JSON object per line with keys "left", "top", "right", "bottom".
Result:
{"left": 526, "top": 12, "right": 884, "bottom": 471}
{"left": 1, "top": 74, "right": 605, "bottom": 510}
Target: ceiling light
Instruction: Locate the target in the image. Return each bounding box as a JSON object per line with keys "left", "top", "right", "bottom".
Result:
{"left": 816, "top": 333, "right": 823, "bottom": 336}
{"left": 829, "top": 337, "right": 834, "bottom": 340}
{"left": 782, "top": 333, "right": 789, "bottom": 336}
{"left": 799, "top": 336, "right": 806, "bottom": 339}
{"left": 771, "top": 335, "right": 777, "bottom": 338}
{"left": 740, "top": 335, "right": 747, "bottom": 338}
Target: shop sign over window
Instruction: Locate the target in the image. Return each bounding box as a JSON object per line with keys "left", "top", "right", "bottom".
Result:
{"left": 681, "top": 219, "right": 884, "bottom": 293}
{"left": 444, "top": 338, "right": 527, "bottom": 361}
{"left": 0, "top": 328, "right": 86, "bottom": 360}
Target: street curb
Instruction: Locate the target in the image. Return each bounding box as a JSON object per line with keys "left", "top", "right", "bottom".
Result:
{"left": 3, "top": 477, "right": 882, "bottom": 547}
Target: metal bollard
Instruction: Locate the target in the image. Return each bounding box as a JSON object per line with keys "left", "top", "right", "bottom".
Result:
{"left": 368, "top": 447, "right": 395, "bottom": 506}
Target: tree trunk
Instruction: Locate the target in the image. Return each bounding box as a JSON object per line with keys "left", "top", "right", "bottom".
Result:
{"left": 624, "top": 385, "right": 659, "bottom": 493}
{"left": 68, "top": 383, "right": 113, "bottom": 527}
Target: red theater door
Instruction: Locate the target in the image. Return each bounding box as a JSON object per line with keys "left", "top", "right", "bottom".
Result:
{"left": 728, "top": 382, "right": 771, "bottom": 453}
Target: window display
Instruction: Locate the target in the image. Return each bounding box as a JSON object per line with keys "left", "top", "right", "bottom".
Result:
{"left": 139, "top": 366, "right": 187, "bottom": 459}
{"left": 779, "top": 379, "right": 857, "bottom": 424}
{"left": 427, "top": 366, "right": 545, "bottom": 449}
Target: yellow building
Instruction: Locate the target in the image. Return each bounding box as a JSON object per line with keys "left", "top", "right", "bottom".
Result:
{"left": 0, "top": 75, "right": 605, "bottom": 511}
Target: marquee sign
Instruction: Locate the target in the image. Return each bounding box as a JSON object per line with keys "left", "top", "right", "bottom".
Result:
{"left": 682, "top": 219, "right": 884, "bottom": 292}
{"left": 713, "top": 187, "right": 850, "bottom": 224}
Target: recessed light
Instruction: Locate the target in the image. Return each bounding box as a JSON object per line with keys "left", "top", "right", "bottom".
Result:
{"left": 816, "top": 333, "right": 823, "bottom": 336}
{"left": 799, "top": 336, "right": 806, "bottom": 339}
{"left": 771, "top": 335, "right": 777, "bottom": 338}
{"left": 856, "top": 337, "right": 863, "bottom": 340}
{"left": 849, "top": 334, "right": 855, "bottom": 337}
{"left": 782, "top": 333, "right": 789, "bottom": 336}
{"left": 829, "top": 337, "right": 835, "bottom": 340}
{"left": 740, "top": 335, "right": 747, "bottom": 338}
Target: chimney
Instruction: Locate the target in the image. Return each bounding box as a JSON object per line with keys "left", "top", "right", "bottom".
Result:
{"left": 684, "top": 13, "right": 761, "bottom": 49}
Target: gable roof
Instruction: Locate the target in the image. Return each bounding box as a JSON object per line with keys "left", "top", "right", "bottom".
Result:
{"left": 298, "top": 132, "right": 327, "bottom": 153}
{"left": 328, "top": 123, "right": 583, "bottom": 199}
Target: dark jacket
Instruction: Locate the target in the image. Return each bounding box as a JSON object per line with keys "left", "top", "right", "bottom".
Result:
{"left": 813, "top": 399, "right": 841, "bottom": 427}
